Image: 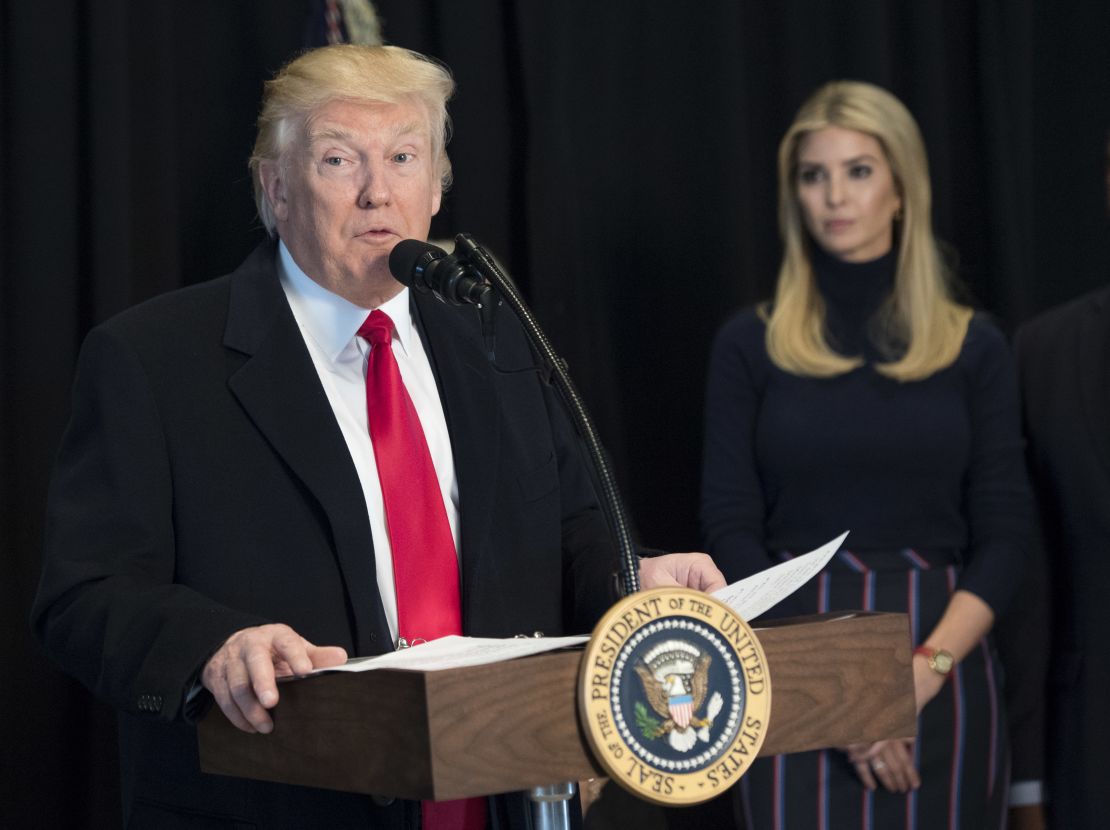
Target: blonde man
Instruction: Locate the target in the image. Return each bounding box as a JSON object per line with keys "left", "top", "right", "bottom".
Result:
{"left": 34, "top": 44, "right": 723, "bottom": 829}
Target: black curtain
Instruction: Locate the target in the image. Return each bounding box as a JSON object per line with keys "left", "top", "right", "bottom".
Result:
{"left": 3, "top": 1, "right": 1108, "bottom": 825}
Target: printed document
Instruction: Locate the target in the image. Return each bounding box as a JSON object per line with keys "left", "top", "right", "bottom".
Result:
{"left": 320, "top": 531, "right": 848, "bottom": 673}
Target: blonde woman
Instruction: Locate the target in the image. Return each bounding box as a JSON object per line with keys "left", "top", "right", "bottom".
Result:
{"left": 700, "top": 81, "right": 1033, "bottom": 829}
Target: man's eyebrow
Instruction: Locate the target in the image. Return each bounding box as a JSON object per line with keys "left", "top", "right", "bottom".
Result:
{"left": 307, "top": 121, "right": 428, "bottom": 145}
{"left": 390, "top": 121, "right": 427, "bottom": 139}
{"left": 308, "top": 126, "right": 356, "bottom": 144}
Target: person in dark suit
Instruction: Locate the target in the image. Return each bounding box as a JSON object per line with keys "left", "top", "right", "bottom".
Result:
{"left": 1014, "top": 200, "right": 1110, "bottom": 828}
{"left": 31, "top": 44, "right": 723, "bottom": 829}
{"left": 991, "top": 542, "right": 1049, "bottom": 830}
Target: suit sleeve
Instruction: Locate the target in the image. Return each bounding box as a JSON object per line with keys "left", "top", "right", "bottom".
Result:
{"left": 31, "top": 325, "right": 266, "bottom": 723}
{"left": 537, "top": 373, "right": 624, "bottom": 632}
{"left": 699, "top": 313, "right": 772, "bottom": 582}
{"left": 993, "top": 322, "right": 1050, "bottom": 791}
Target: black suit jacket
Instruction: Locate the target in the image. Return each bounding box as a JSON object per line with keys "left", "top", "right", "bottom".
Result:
{"left": 1014, "top": 284, "right": 1110, "bottom": 828}
{"left": 32, "top": 241, "right": 617, "bottom": 828}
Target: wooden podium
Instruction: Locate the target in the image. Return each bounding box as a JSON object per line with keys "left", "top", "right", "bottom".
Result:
{"left": 198, "top": 611, "right": 915, "bottom": 802}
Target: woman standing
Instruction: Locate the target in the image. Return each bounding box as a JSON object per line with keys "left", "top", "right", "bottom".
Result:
{"left": 700, "top": 81, "right": 1033, "bottom": 829}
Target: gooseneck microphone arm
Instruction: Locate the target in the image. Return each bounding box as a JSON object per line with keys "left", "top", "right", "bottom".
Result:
{"left": 389, "top": 236, "right": 641, "bottom": 596}
{"left": 455, "top": 234, "right": 641, "bottom": 597}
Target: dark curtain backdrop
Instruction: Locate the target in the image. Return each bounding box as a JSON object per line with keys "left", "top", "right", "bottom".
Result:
{"left": 3, "top": 1, "right": 1108, "bottom": 826}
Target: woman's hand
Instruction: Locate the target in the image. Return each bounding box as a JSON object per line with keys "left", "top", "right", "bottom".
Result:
{"left": 844, "top": 738, "right": 920, "bottom": 793}
{"left": 842, "top": 655, "right": 943, "bottom": 793}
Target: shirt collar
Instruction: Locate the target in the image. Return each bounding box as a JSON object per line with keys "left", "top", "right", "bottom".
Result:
{"left": 277, "top": 240, "right": 416, "bottom": 362}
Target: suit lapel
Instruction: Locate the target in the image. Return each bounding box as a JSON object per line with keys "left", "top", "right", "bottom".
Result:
{"left": 413, "top": 292, "right": 501, "bottom": 624}
{"left": 222, "top": 243, "right": 390, "bottom": 655}
{"left": 1077, "top": 287, "right": 1110, "bottom": 480}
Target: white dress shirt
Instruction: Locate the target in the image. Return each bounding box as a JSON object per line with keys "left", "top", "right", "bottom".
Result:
{"left": 277, "top": 241, "right": 460, "bottom": 647}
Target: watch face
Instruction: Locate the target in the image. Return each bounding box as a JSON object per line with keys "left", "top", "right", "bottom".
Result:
{"left": 933, "top": 650, "right": 955, "bottom": 673}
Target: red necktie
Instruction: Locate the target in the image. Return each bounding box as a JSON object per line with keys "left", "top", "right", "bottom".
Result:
{"left": 358, "top": 310, "right": 486, "bottom": 830}
{"left": 359, "top": 309, "right": 461, "bottom": 642}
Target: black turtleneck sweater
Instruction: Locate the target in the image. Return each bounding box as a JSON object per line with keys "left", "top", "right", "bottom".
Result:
{"left": 699, "top": 249, "right": 1032, "bottom": 614}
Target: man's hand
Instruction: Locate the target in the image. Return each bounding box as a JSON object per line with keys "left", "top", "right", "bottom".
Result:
{"left": 201, "top": 624, "right": 347, "bottom": 734}
{"left": 638, "top": 552, "right": 727, "bottom": 593}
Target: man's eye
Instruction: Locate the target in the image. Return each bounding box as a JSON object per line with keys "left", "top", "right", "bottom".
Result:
{"left": 393, "top": 152, "right": 413, "bottom": 164}
{"left": 324, "top": 156, "right": 345, "bottom": 166}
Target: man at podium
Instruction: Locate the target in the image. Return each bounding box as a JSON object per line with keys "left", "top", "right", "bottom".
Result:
{"left": 31, "top": 44, "right": 724, "bottom": 829}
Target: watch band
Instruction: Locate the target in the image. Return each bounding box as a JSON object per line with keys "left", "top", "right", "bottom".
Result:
{"left": 913, "top": 645, "right": 955, "bottom": 676}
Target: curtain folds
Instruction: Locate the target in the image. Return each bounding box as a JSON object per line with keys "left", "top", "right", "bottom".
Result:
{"left": 3, "top": 2, "right": 1108, "bottom": 825}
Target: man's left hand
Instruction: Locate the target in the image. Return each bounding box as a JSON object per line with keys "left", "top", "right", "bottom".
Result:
{"left": 639, "top": 553, "right": 726, "bottom": 593}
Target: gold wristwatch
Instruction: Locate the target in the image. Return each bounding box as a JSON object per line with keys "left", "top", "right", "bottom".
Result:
{"left": 913, "top": 645, "right": 955, "bottom": 676}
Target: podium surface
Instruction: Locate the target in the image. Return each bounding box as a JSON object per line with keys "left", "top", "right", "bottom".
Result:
{"left": 199, "top": 612, "right": 914, "bottom": 801}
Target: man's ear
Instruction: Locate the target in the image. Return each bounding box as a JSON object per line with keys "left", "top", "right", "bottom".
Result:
{"left": 259, "top": 160, "right": 289, "bottom": 223}
{"left": 431, "top": 181, "right": 442, "bottom": 218}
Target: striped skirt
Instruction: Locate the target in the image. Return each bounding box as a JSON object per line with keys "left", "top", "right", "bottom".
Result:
{"left": 740, "top": 548, "right": 1008, "bottom": 830}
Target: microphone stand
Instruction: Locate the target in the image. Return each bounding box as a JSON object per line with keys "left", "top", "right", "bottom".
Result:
{"left": 453, "top": 234, "right": 641, "bottom": 597}
{"left": 451, "top": 233, "right": 639, "bottom": 830}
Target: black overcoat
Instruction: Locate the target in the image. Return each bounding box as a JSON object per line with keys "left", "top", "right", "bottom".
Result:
{"left": 1014, "top": 284, "right": 1110, "bottom": 829}
{"left": 33, "top": 240, "right": 616, "bottom": 829}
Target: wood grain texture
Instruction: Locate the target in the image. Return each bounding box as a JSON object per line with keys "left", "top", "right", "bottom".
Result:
{"left": 198, "top": 612, "right": 915, "bottom": 799}
{"left": 754, "top": 611, "right": 916, "bottom": 756}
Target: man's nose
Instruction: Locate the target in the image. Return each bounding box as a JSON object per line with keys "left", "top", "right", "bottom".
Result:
{"left": 358, "top": 165, "right": 391, "bottom": 207}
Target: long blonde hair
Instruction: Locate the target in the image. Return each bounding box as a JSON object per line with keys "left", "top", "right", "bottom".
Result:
{"left": 765, "top": 80, "right": 971, "bottom": 381}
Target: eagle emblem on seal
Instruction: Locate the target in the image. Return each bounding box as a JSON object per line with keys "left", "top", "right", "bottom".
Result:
{"left": 633, "top": 639, "right": 725, "bottom": 752}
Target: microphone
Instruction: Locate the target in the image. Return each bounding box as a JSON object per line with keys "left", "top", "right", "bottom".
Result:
{"left": 395, "top": 232, "right": 642, "bottom": 595}
{"left": 389, "top": 239, "right": 492, "bottom": 307}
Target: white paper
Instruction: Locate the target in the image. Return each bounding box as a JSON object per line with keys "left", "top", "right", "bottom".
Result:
{"left": 320, "top": 531, "right": 848, "bottom": 674}
{"left": 711, "top": 530, "right": 849, "bottom": 622}
{"left": 319, "top": 634, "right": 589, "bottom": 674}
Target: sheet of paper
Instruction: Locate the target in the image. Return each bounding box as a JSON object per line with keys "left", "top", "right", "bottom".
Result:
{"left": 711, "top": 530, "right": 849, "bottom": 622}
{"left": 321, "top": 531, "right": 847, "bottom": 674}
{"left": 318, "top": 634, "right": 589, "bottom": 674}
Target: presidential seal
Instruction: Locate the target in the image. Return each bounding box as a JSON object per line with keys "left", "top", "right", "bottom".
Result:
{"left": 578, "top": 587, "right": 771, "bottom": 805}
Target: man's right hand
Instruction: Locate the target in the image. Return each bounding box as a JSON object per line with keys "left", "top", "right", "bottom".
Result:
{"left": 201, "top": 624, "right": 348, "bottom": 734}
